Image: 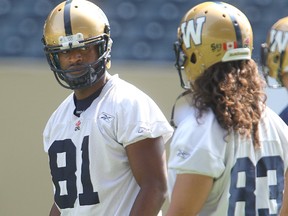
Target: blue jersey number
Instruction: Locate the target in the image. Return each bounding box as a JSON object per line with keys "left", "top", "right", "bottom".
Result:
{"left": 228, "top": 156, "right": 284, "bottom": 216}
{"left": 48, "top": 136, "right": 99, "bottom": 209}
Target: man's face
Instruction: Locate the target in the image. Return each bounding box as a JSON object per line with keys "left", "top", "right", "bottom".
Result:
{"left": 58, "top": 45, "right": 99, "bottom": 72}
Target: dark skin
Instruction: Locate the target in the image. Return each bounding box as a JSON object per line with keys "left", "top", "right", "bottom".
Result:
{"left": 49, "top": 46, "right": 168, "bottom": 216}
{"left": 165, "top": 174, "right": 213, "bottom": 216}
{"left": 49, "top": 203, "right": 59, "bottom": 216}
{"left": 58, "top": 45, "right": 107, "bottom": 100}
{"left": 126, "top": 137, "right": 168, "bottom": 216}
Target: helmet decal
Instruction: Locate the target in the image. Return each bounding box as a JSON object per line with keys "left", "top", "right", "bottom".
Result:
{"left": 181, "top": 16, "right": 206, "bottom": 49}
{"left": 269, "top": 30, "right": 288, "bottom": 53}
{"left": 223, "top": 41, "right": 237, "bottom": 50}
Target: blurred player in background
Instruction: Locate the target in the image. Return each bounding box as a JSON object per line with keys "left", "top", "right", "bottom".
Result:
{"left": 41, "top": 0, "right": 173, "bottom": 215}
{"left": 261, "top": 16, "right": 288, "bottom": 125}
{"left": 166, "top": 2, "right": 288, "bottom": 215}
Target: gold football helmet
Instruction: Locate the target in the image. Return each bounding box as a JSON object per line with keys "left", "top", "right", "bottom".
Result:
{"left": 174, "top": 1, "right": 253, "bottom": 89}
{"left": 261, "top": 16, "right": 288, "bottom": 88}
{"left": 42, "top": 0, "right": 112, "bottom": 89}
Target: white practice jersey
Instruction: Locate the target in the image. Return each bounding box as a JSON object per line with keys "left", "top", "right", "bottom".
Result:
{"left": 43, "top": 74, "right": 173, "bottom": 216}
{"left": 168, "top": 106, "right": 288, "bottom": 216}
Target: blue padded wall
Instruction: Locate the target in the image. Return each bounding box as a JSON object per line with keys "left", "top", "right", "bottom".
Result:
{"left": 0, "top": 0, "right": 287, "bottom": 62}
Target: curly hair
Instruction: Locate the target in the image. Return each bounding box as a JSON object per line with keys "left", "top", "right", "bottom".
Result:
{"left": 191, "top": 59, "right": 267, "bottom": 147}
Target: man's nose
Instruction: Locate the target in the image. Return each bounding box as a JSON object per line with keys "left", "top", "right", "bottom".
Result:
{"left": 68, "top": 50, "right": 83, "bottom": 63}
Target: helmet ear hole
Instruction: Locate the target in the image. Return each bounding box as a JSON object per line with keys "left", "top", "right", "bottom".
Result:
{"left": 104, "top": 25, "right": 110, "bottom": 34}
{"left": 273, "top": 55, "right": 280, "bottom": 63}
{"left": 190, "top": 53, "right": 197, "bottom": 64}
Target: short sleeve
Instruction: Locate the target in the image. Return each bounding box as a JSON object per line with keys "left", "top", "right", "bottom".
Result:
{"left": 168, "top": 111, "right": 226, "bottom": 179}
{"left": 115, "top": 85, "right": 173, "bottom": 146}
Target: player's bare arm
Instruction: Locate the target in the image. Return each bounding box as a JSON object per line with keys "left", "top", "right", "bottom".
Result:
{"left": 280, "top": 171, "right": 288, "bottom": 216}
{"left": 49, "top": 202, "right": 60, "bottom": 216}
{"left": 166, "top": 174, "right": 213, "bottom": 216}
{"left": 126, "top": 136, "right": 167, "bottom": 216}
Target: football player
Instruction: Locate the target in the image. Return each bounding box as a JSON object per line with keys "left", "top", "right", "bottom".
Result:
{"left": 41, "top": 0, "right": 173, "bottom": 215}
{"left": 166, "top": 2, "right": 288, "bottom": 215}
{"left": 261, "top": 16, "right": 288, "bottom": 125}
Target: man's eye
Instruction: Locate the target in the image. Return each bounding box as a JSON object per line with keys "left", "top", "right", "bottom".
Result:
{"left": 59, "top": 46, "right": 89, "bottom": 55}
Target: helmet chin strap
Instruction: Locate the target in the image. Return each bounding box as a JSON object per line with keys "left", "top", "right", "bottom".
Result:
{"left": 85, "top": 48, "right": 111, "bottom": 87}
{"left": 89, "top": 62, "right": 106, "bottom": 85}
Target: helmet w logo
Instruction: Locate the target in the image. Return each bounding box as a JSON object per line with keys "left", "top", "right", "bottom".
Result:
{"left": 181, "top": 17, "right": 206, "bottom": 49}
{"left": 270, "top": 30, "right": 288, "bottom": 52}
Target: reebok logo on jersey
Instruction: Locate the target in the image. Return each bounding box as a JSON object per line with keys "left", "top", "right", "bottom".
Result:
{"left": 176, "top": 149, "right": 190, "bottom": 159}
{"left": 138, "top": 127, "right": 151, "bottom": 133}
{"left": 100, "top": 112, "right": 114, "bottom": 123}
